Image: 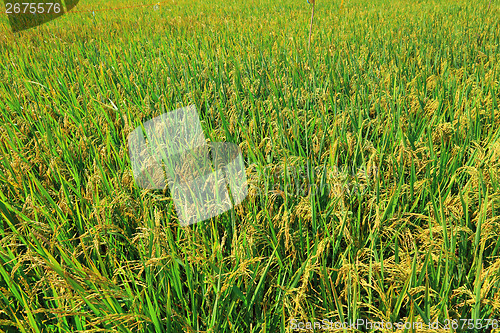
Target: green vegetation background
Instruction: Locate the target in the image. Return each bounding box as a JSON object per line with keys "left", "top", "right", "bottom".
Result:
{"left": 1, "top": 0, "right": 500, "bottom": 331}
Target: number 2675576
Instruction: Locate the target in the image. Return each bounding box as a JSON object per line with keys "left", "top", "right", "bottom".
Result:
{"left": 5, "top": 3, "right": 61, "bottom": 14}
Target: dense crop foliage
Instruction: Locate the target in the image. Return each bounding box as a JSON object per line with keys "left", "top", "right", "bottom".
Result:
{"left": 1, "top": 0, "right": 500, "bottom": 331}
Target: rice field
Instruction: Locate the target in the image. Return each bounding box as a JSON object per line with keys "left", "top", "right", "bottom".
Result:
{"left": 1, "top": 0, "right": 500, "bottom": 331}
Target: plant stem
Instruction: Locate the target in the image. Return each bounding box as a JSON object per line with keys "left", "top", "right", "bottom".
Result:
{"left": 308, "top": 1, "right": 315, "bottom": 50}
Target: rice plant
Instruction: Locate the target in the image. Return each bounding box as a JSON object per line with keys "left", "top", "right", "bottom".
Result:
{"left": 0, "top": 0, "right": 500, "bottom": 331}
